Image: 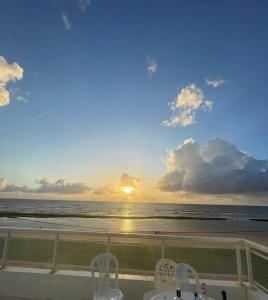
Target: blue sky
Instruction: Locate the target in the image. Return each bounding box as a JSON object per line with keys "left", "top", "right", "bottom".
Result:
{"left": 1, "top": 0, "right": 268, "bottom": 203}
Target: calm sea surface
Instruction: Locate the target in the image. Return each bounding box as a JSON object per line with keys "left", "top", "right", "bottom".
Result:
{"left": 0, "top": 198, "right": 267, "bottom": 236}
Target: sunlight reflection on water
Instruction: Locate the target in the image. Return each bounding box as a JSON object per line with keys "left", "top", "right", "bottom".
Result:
{"left": 122, "top": 219, "right": 133, "bottom": 232}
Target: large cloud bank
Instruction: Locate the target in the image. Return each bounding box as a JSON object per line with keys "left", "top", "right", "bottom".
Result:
{"left": 0, "top": 56, "right": 23, "bottom": 107}
{"left": 162, "top": 84, "right": 213, "bottom": 127}
{"left": 158, "top": 138, "right": 268, "bottom": 193}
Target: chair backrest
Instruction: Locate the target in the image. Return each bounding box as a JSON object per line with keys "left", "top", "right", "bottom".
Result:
{"left": 154, "top": 258, "right": 177, "bottom": 291}
{"left": 176, "top": 263, "right": 200, "bottom": 293}
{"left": 90, "top": 252, "right": 119, "bottom": 296}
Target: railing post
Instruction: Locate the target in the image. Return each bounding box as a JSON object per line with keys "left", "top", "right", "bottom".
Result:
{"left": 246, "top": 245, "right": 254, "bottom": 288}
{"left": 161, "top": 240, "right": 165, "bottom": 259}
{"left": 1, "top": 231, "right": 10, "bottom": 269}
{"left": 51, "top": 233, "right": 59, "bottom": 273}
{"left": 236, "top": 244, "right": 243, "bottom": 285}
{"left": 107, "top": 235, "right": 111, "bottom": 253}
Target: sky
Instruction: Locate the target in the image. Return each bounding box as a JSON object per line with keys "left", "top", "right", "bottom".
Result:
{"left": 1, "top": 0, "right": 268, "bottom": 205}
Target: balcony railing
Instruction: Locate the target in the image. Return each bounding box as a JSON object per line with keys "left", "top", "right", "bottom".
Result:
{"left": 0, "top": 227, "right": 267, "bottom": 293}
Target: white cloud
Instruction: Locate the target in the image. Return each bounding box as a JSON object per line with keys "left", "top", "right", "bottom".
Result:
{"left": 203, "top": 100, "right": 213, "bottom": 111}
{"left": 0, "top": 86, "right": 9, "bottom": 107}
{"left": 0, "top": 56, "right": 23, "bottom": 107}
{"left": 62, "top": 14, "right": 72, "bottom": 30}
{"left": 162, "top": 84, "right": 213, "bottom": 127}
{"left": 16, "top": 95, "right": 28, "bottom": 103}
{"left": 158, "top": 138, "right": 268, "bottom": 194}
{"left": 11, "top": 87, "right": 29, "bottom": 103}
{"left": 205, "top": 79, "right": 225, "bottom": 87}
{"left": 147, "top": 57, "right": 158, "bottom": 78}
{"left": 78, "top": 0, "right": 91, "bottom": 11}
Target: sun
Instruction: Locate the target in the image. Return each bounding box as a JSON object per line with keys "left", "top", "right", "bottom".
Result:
{"left": 123, "top": 186, "right": 134, "bottom": 194}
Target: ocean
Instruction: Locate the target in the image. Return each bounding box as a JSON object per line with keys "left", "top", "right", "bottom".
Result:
{"left": 0, "top": 198, "right": 268, "bottom": 236}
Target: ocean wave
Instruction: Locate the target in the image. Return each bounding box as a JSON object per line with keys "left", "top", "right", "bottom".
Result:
{"left": 0, "top": 211, "right": 227, "bottom": 220}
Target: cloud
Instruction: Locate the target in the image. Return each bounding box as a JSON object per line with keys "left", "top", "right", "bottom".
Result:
{"left": 16, "top": 95, "right": 28, "bottom": 103}
{"left": 0, "top": 178, "right": 8, "bottom": 190}
{"left": 36, "top": 177, "right": 90, "bottom": 194}
{"left": 120, "top": 173, "right": 141, "bottom": 188}
{"left": 92, "top": 173, "right": 142, "bottom": 196}
{"left": 62, "top": 14, "right": 72, "bottom": 30}
{"left": 0, "top": 178, "right": 32, "bottom": 193}
{"left": 93, "top": 185, "right": 115, "bottom": 195}
{"left": 157, "top": 138, "right": 268, "bottom": 194}
{"left": 0, "top": 177, "right": 90, "bottom": 195}
{"left": 10, "top": 87, "right": 29, "bottom": 103}
{"left": 205, "top": 79, "right": 225, "bottom": 87}
{"left": 78, "top": 0, "right": 91, "bottom": 11}
{"left": 162, "top": 84, "right": 213, "bottom": 127}
{"left": 147, "top": 57, "right": 158, "bottom": 78}
{"left": 0, "top": 56, "right": 23, "bottom": 107}
{"left": 1, "top": 184, "right": 32, "bottom": 193}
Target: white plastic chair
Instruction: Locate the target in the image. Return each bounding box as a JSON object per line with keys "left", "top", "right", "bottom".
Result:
{"left": 90, "top": 253, "right": 124, "bottom": 300}
{"left": 143, "top": 258, "right": 176, "bottom": 300}
{"left": 175, "top": 263, "right": 200, "bottom": 293}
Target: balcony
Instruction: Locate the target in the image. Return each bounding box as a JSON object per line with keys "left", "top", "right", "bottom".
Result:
{"left": 0, "top": 227, "right": 267, "bottom": 300}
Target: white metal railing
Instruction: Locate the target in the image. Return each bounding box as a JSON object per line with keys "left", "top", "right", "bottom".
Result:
{"left": 0, "top": 227, "right": 267, "bottom": 293}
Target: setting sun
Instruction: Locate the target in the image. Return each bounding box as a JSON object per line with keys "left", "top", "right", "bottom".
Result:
{"left": 123, "top": 186, "right": 134, "bottom": 194}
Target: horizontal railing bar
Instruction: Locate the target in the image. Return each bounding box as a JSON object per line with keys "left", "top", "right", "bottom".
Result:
{"left": 0, "top": 227, "right": 245, "bottom": 244}
{"left": 251, "top": 250, "right": 268, "bottom": 261}
{"left": 60, "top": 239, "right": 162, "bottom": 247}
{"left": 163, "top": 244, "right": 236, "bottom": 250}
{"left": 244, "top": 239, "right": 268, "bottom": 254}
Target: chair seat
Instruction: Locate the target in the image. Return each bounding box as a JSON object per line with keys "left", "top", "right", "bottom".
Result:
{"left": 94, "top": 287, "right": 124, "bottom": 300}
